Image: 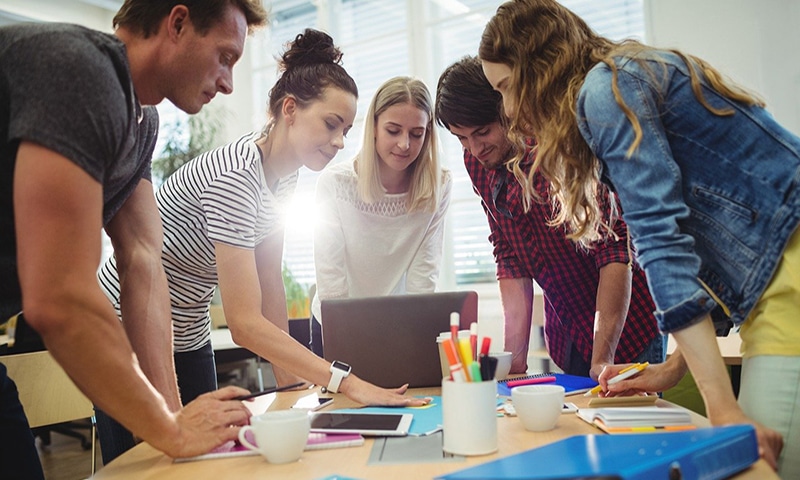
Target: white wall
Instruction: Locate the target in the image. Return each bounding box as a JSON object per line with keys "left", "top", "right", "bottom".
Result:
{"left": 645, "top": 0, "right": 800, "bottom": 135}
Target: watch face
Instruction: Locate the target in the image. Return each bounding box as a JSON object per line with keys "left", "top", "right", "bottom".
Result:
{"left": 332, "top": 360, "right": 351, "bottom": 372}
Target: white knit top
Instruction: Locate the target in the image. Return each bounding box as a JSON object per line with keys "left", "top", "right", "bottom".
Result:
{"left": 311, "top": 159, "right": 452, "bottom": 321}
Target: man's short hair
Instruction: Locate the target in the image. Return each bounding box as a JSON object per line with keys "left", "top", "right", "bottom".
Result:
{"left": 113, "top": 0, "right": 267, "bottom": 38}
{"left": 435, "top": 55, "right": 503, "bottom": 130}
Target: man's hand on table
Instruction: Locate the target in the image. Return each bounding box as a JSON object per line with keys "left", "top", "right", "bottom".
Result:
{"left": 159, "top": 386, "right": 252, "bottom": 458}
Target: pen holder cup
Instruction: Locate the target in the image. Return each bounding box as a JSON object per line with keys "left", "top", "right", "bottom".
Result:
{"left": 441, "top": 379, "right": 498, "bottom": 456}
{"left": 437, "top": 330, "right": 471, "bottom": 379}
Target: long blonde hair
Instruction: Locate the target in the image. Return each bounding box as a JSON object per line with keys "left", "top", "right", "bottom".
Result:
{"left": 479, "top": 0, "right": 763, "bottom": 247}
{"left": 357, "top": 76, "right": 441, "bottom": 212}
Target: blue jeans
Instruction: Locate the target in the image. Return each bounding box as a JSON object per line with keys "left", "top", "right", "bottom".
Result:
{"left": 0, "top": 362, "right": 45, "bottom": 480}
{"left": 96, "top": 342, "right": 217, "bottom": 464}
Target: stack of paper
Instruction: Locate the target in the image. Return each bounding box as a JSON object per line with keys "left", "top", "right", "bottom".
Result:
{"left": 577, "top": 406, "right": 695, "bottom": 433}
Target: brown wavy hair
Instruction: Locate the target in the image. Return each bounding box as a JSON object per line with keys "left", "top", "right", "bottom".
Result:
{"left": 479, "top": 0, "right": 763, "bottom": 247}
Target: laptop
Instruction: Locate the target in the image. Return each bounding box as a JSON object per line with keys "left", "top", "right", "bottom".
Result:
{"left": 321, "top": 291, "right": 478, "bottom": 388}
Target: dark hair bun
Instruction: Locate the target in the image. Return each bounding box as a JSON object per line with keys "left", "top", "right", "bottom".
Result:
{"left": 279, "top": 28, "right": 343, "bottom": 72}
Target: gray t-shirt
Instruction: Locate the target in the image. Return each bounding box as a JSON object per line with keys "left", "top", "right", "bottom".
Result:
{"left": 0, "top": 23, "right": 158, "bottom": 319}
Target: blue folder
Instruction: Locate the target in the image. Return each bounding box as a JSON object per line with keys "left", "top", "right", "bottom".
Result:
{"left": 497, "top": 373, "right": 598, "bottom": 397}
{"left": 436, "top": 425, "right": 758, "bottom": 480}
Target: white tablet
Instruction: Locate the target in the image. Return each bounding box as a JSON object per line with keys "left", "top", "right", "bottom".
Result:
{"left": 309, "top": 412, "right": 413, "bottom": 436}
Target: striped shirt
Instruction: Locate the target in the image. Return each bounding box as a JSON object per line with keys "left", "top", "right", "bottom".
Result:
{"left": 98, "top": 131, "right": 298, "bottom": 352}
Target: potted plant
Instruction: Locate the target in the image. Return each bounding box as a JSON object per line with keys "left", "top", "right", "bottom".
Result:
{"left": 282, "top": 263, "right": 310, "bottom": 319}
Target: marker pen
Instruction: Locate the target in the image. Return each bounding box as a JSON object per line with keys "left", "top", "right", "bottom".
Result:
{"left": 442, "top": 337, "right": 466, "bottom": 382}
{"left": 469, "top": 322, "right": 478, "bottom": 362}
{"left": 450, "top": 311, "right": 460, "bottom": 345}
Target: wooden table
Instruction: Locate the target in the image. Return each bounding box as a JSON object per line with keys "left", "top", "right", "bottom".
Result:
{"left": 93, "top": 386, "right": 776, "bottom": 479}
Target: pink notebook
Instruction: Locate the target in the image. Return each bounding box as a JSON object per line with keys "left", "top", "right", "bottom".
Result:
{"left": 175, "top": 431, "right": 365, "bottom": 462}
{"left": 305, "top": 432, "right": 364, "bottom": 450}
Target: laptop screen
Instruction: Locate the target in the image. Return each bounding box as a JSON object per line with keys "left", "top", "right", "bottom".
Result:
{"left": 321, "top": 291, "right": 478, "bottom": 388}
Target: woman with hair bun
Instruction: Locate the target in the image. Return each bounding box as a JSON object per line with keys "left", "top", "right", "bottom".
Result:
{"left": 96, "top": 29, "right": 429, "bottom": 463}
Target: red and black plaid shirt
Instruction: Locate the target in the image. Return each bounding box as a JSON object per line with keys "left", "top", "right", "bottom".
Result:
{"left": 465, "top": 149, "right": 658, "bottom": 370}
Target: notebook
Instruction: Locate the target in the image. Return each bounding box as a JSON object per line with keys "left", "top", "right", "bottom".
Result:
{"left": 174, "top": 432, "right": 365, "bottom": 462}
{"left": 587, "top": 394, "right": 658, "bottom": 407}
{"left": 577, "top": 406, "right": 696, "bottom": 433}
{"left": 436, "top": 425, "right": 758, "bottom": 480}
{"left": 321, "top": 291, "right": 478, "bottom": 388}
{"left": 497, "top": 372, "right": 598, "bottom": 397}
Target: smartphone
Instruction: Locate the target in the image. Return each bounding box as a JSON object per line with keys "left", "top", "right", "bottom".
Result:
{"left": 291, "top": 393, "right": 334, "bottom": 411}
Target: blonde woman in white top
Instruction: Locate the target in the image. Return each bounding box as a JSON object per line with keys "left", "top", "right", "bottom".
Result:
{"left": 311, "top": 76, "right": 453, "bottom": 355}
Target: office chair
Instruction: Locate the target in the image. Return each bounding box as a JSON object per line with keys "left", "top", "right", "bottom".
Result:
{"left": 2, "top": 350, "right": 97, "bottom": 476}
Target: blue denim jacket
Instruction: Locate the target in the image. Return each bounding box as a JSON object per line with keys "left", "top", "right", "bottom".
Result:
{"left": 576, "top": 51, "right": 800, "bottom": 333}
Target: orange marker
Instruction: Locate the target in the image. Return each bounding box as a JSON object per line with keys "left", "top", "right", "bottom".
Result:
{"left": 442, "top": 338, "right": 466, "bottom": 382}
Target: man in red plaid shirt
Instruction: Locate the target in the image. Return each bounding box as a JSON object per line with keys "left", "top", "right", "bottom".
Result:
{"left": 436, "top": 57, "right": 664, "bottom": 379}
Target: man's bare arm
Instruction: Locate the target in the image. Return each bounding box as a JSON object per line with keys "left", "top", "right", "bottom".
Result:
{"left": 590, "top": 262, "right": 632, "bottom": 380}
{"left": 499, "top": 277, "right": 534, "bottom": 374}
{"left": 14, "top": 142, "right": 250, "bottom": 457}
{"left": 105, "top": 180, "right": 181, "bottom": 411}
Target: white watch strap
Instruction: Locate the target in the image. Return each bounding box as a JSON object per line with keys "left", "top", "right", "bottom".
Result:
{"left": 327, "top": 367, "right": 346, "bottom": 393}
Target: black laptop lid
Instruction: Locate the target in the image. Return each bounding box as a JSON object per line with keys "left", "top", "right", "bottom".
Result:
{"left": 321, "top": 291, "right": 478, "bottom": 388}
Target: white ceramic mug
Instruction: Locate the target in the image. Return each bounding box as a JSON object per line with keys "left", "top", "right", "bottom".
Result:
{"left": 511, "top": 385, "right": 565, "bottom": 432}
{"left": 488, "top": 351, "right": 513, "bottom": 380}
{"left": 238, "top": 409, "right": 310, "bottom": 464}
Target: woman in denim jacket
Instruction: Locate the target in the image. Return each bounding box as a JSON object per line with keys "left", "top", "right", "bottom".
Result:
{"left": 479, "top": 0, "right": 799, "bottom": 475}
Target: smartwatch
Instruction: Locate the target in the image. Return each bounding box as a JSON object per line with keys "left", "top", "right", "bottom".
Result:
{"left": 325, "top": 360, "right": 351, "bottom": 394}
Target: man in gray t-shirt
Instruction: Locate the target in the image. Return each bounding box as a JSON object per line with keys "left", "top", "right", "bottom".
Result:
{"left": 0, "top": 1, "right": 266, "bottom": 477}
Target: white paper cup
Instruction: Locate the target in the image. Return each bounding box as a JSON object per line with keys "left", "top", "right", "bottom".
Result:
{"left": 238, "top": 409, "right": 310, "bottom": 464}
{"left": 436, "top": 330, "right": 470, "bottom": 380}
{"left": 511, "top": 385, "right": 564, "bottom": 432}
{"left": 441, "top": 379, "right": 498, "bottom": 456}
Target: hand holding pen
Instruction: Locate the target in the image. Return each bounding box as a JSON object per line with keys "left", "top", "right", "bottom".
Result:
{"left": 585, "top": 362, "right": 650, "bottom": 396}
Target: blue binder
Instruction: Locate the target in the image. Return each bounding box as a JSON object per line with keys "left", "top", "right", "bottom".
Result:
{"left": 437, "top": 425, "right": 758, "bottom": 480}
